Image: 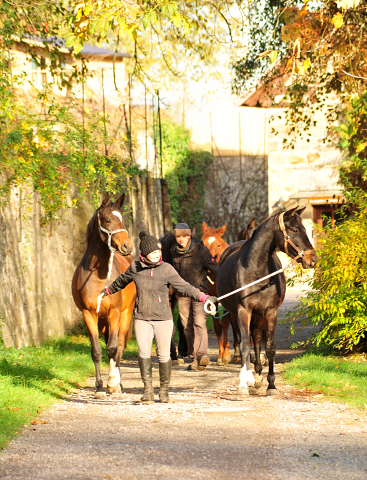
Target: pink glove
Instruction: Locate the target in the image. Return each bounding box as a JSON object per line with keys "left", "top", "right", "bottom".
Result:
{"left": 199, "top": 293, "right": 209, "bottom": 303}
{"left": 199, "top": 294, "right": 218, "bottom": 303}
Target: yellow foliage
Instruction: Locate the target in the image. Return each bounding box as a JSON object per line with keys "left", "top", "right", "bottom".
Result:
{"left": 331, "top": 12, "right": 344, "bottom": 29}
{"left": 270, "top": 50, "right": 278, "bottom": 64}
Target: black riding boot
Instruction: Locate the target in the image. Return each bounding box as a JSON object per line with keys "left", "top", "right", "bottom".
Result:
{"left": 159, "top": 360, "right": 172, "bottom": 403}
{"left": 138, "top": 357, "right": 154, "bottom": 402}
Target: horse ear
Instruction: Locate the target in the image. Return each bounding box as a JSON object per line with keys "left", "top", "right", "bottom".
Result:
{"left": 115, "top": 193, "right": 126, "bottom": 209}
{"left": 249, "top": 218, "right": 257, "bottom": 230}
{"left": 201, "top": 222, "right": 208, "bottom": 234}
{"left": 283, "top": 206, "right": 298, "bottom": 220}
{"left": 295, "top": 206, "right": 306, "bottom": 217}
{"left": 101, "top": 193, "right": 110, "bottom": 208}
{"left": 216, "top": 224, "right": 226, "bottom": 237}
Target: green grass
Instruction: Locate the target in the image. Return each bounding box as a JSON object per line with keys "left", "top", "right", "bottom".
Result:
{"left": 283, "top": 349, "right": 367, "bottom": 409}
{"left": 0, "top": 323, "right": 139, "bottom": 451}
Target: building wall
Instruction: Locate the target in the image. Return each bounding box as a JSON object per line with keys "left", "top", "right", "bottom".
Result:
{"left": 0, "top": 176, "right": 170, "bottom": 348}
{"left": 266, "top": 107, "right": 342, "bottom": 212}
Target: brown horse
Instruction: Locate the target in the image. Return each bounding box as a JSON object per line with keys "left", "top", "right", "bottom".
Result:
{"left": 72, "top": 193, "right": 136, "bottom": 395}
{"left": 201, "top": 222, "right": 240, "bottom": 365}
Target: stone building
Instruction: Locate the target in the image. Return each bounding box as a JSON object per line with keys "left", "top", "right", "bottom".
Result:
{"left": 183, "top": 84, "right": 343, "bottom": 246}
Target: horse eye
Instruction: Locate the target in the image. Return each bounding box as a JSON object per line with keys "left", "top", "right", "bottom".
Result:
{"left": 290, "top": 227, "right": 298, "bottom": 233}
{"left": 105, "top": 218, "right": 111, "bottom": 224}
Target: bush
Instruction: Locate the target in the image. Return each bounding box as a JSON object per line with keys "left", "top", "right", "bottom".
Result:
{"left": 287, "top": 207, "right": 367, "bottom": 352}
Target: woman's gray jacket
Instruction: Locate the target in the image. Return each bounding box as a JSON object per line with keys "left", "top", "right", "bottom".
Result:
{"left": 107, "top": 259, "right": 202, "bottom": 321}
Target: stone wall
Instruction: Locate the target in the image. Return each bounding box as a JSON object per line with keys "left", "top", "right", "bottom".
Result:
{"left": 204, "top": 154, "right": 268, "bottom": 244}
{"left": 0, "top": 175, "right": 171, "bottom": 348}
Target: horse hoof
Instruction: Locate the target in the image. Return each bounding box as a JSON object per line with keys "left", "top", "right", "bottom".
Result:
{"left": 233, "top": 356, "right": 241, "bottom": 363}
{"left": 236, "top": 387, "right": 249, "bottom": 396}
{"left": 108, "top": 384, "right": 121, "bottom": 395}
{"left": 266, "top": 388, "right": 279, "bottom": 396}
{"left": 217, "top": 358, "right": 224, "bottom": 366}
{"left": 248, "top": 387, "right": 258, "bottom": 395}
{"left": 254, "top": 374, "right": 263, "bottom": 389}
{"left": 94, "top": 391, "right": 106, "bottom": 399}
{"left": 222, "top": 356, "right": 232, "bottom": 365}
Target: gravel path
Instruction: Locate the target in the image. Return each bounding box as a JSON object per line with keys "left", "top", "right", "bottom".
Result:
{"left": 1, "top": 291, "right": 367, "bottom": 479}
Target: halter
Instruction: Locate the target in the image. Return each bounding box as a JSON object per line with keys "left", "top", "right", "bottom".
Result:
{"left": 278, "top": 212, "right": 314, "bottom": 264}
{"left": 96, "top": 211, "right": 129, "bottom": 314}
{"left": 97, "top": 211, "right": 128, "bottom": 253}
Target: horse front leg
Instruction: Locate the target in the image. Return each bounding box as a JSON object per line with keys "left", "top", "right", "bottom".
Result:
{"left": 83, "top": 309, "right": 103, "bottom": 392}
{"left": 114, "top": 302, "right": 134, "bottom": 392}
{"left": 230, "top": 313, "right": 241, "bottom": 362}
{"left": 252, "top": 323, "right": 264, "bottom": 390}
{"left": 221, "top": 313, "right": 232, "bottom": 365}
{"left": 106, "top": 308, "right": 122, "bottom": 394}
{"left": 265, "top": 309, "right": 279, "bottom": 396}
{"left": 213, "top": 312, "right": 225, "bottom": 365}
{"left": 237, "top": 306, "right": 254, "bottom": 396}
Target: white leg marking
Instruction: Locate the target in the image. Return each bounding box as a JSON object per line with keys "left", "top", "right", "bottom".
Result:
{"left": 239, "top": 364, "right": 248, "bottom": 388}
{"left": 207, "top": 236, "right": 215, "bottom": 245}
{"left": 112, "top": 210, "right": 122, "bottom": 222}
{"left": 107, "top": 358, "right": 120, "bottom": 388}
{"left": 247, "top": 370, "right": 255, "bottom": 387}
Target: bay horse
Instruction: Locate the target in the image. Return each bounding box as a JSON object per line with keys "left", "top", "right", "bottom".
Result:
{"left": 201, "top": 220, "right": 256, "bottom": 365}
{"left": 217, "top": 207, "right": 317, "bottom": 396}
{"left": 72, "top": 193, "right": 136, "bottom": 395}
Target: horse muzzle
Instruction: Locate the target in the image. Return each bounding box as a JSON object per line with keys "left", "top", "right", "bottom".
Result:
{"left": 301, "top": 250, "right": 318, "bottom": 269}
{"left": 118, "top": 241, "right": 132, "bottom": 256}
{"left": 112, "top": 236, "right": 132, "bottom": 256}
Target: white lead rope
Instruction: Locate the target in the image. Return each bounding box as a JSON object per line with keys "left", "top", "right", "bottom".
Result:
{"left": 204, "top": 262, "right": 294, "bottom": 316}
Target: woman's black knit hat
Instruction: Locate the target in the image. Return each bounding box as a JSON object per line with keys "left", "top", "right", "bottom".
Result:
{"left": 139, "top": 231, "right": 162, "bottom": 257}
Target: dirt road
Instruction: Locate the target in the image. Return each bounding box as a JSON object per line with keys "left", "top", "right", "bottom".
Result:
{"left": 1, "top": 292, "right": 367, "bottom": 479}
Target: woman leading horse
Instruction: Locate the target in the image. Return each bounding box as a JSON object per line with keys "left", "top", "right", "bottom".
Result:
{"left": 72, "top": 193, "right": 136, "bottom": 396}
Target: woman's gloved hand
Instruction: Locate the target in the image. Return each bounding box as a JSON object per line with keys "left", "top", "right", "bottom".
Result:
{"left": 100, "top": 287, "right": 111, "bottom": 298}
{"left": 199, "top": 293, "right": 218, "bottom": 304}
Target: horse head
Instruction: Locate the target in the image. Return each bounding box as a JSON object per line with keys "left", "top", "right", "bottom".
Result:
{"left": 275, "top": 206, "right": 317, "bottom": 268}
{"left": 201, "top": 222, "right": 229, "bottom": 262}
{"left": 237, "top": 218, "right": 257, "bottom": 241}
{"left": 97, "top": 192, "right": 132, "bottom": 256}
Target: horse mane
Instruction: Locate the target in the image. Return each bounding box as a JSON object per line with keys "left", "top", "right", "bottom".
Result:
{"left": 86, "top": 208, "right": 100, "bottom": 245}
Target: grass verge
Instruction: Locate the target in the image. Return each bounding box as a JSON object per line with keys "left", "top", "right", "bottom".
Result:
{"left": 0, "top": 324, "right": 138, "bottom": 451}
{"left": 282, "top": 348, "right": 367, "bottom": 409}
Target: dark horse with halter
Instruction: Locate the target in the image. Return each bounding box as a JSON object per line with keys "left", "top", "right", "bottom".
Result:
{"left": 217, "top": 207, "right": 317, "bottom": 396}
{"left": 72, "top": 193, "right": 136, "bottom": 395}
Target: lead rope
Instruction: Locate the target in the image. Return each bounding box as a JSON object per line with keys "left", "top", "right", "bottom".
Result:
{"left": 204, "top": 213, "right": 312, "bottom": 316}
{"left": 96, "top": 212, "right": 128, "bottom": 314}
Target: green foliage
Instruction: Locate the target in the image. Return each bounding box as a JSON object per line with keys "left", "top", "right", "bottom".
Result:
{"left": 338, "top": 92, "right": 367, "bottom": 207}
{"left": 160, "top": 120, "right": 213, "bottom": 232}
{"left": 287, "top": 208, "right": 367, "bottom": 352}
{"left": 0, "top": 1, "right": 139, "bottom": 226}
{"left": 0, "top": 66, "right": 137, "bottom": 225}
{"left": 232, "top": 0, "right": 289, "bottom": 93}
{"left": 283, "top": 349, "right": 367, "bottom": 409}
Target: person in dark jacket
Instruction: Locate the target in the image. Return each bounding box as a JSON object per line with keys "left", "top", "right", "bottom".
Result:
{"left": 100, "top": 231, "right": 216, "bottom": 403}
{"left": 170, "top": 223, "right": 219, "bottom": 371}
